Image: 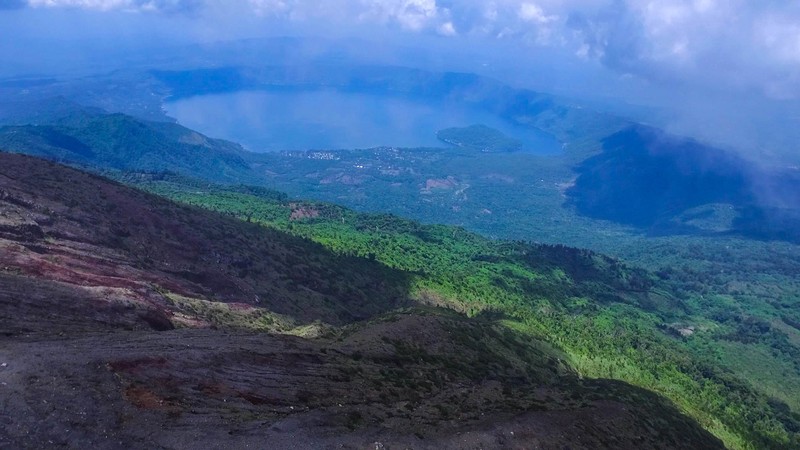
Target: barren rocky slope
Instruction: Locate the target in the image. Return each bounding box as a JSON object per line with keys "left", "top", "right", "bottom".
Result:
{"left": 0, "top": 152, "right": 723, "bottom": 449}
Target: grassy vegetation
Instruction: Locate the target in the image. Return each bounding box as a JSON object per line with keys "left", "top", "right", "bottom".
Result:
{"left": 163, "top": 292, "right": 296, "bottom": 332}
{"left": 231, "top": 131, "right": 800, "bottom": 441}
{"left": 124, "top": 173, "right": 800, "bottom": 449}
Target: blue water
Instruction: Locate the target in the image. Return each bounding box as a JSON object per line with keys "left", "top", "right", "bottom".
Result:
{"left": 165, "top": 89, "right": 560, "bottom": 153}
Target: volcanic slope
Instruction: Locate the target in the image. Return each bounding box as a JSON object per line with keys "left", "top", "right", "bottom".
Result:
{"left": 0, "top": 152, "right": 724, "bottom": 449}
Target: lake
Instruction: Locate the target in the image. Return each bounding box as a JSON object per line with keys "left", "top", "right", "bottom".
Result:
{"left": 164, "top": 89, "right": 560, "bottom": 154}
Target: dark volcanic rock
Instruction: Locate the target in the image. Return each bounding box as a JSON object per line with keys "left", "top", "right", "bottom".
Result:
{"left": 0, "top": 153, "right": 725, "bottom": 449}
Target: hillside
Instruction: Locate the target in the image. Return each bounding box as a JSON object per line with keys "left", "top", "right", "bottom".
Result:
{"left": 0, "top": 153, "right": 415, "bottom": 329}
{"left": 129, "top": 171, "right": 800, "bottom": 449}
{"left": 1, "top": 106, "right": 800, "bottom": 447}
{"left": 0, "top": 111, "right": 260, "bottom": 184}
{"left": 0, "top": 152, "right": 727, "bottom": 449}
{"left": 228, "top": 121, "right": 800, "bottom": 420}
{"left": 566, "top": 125, "right": 800, "bottom": 240}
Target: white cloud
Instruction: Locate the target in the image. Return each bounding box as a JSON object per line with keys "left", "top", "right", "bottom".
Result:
{"left": 437, "top": 20, "right": 456, "bottom": 36}
{"left": 358, "top": 0, "right": 440, "bottom": 31}
{"left": 561, "top": 1, "right": 800, "bottom": 99}
{"left": 518, "top": 2, "right": 556, "bottom": 24}
{"left": 756, "top": 16, "right": 800, "bottom": 64}
{"left": 27, "top": 0, "right": 202, "bottom": 13}
{"left": 17, "top": 0, "right": 800, "bottom": 99}
{"left": 247, "top": 0, "right": 288, "bottom": 17}
{"left": 29, "top": 0, "right": 133, "bottom": 10}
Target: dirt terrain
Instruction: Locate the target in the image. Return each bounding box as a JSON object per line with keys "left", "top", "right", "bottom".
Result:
{"left": 0, "top": 153, "right": 724, "bottom": 449}
{"left": 1, "top": 314, "right": 724, "bottom": 449}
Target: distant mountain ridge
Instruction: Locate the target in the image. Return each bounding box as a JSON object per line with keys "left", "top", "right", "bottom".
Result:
{"left": 2, "top": 104, "right": 798, "bottom": 244}
{"left": 0, "top": 109, "right": 260, "bottom": 184}
{"left": 566, "top": 125, "right": 800, "bottom": 241}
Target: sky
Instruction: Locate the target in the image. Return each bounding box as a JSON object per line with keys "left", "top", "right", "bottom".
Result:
{"left": 2, "top": 0, "right": 800, "bottom": 161}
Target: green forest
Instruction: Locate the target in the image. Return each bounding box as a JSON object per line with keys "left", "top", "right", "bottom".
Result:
{"left": 120, "top": 172, "right": 800, "bottom": 449}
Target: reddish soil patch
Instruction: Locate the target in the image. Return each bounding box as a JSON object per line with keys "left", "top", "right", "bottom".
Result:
{"left": 290, "top": 206, "right": 320, "bottom": 221}
{"left": 124, "top": 386, "right": 172, "bottom": 410}
{"left": 424, "top": 177, "right": 458, "bottom": 190}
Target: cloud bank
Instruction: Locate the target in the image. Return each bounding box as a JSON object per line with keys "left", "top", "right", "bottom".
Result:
{"left": 15, "top": 0, "right": 800, "bottom": 102}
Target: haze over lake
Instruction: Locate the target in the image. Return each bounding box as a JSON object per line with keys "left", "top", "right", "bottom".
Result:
{"left": 165, "top": 89, "right": 560, "bottom": 153}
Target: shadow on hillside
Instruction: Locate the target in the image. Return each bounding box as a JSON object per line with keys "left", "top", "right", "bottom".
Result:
{"left": 0, "top": 152, "right": 415, "bottom": 329}
{"left": 566, "top": 125, "right": 800, "bottom": 244}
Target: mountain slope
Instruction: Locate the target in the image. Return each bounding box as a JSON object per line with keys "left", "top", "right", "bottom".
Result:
{"left": 566, "top": 125, "right": 800, "bottom": 240}
{"left": 0, "top": 152, "right": 411, "bottom": 329}
{"left": 130, "top": 170, "right": 800, "bottom": 449}
{"left": 0, "top": 112, "right": 260, "bottom": 184}
{"left": 1, "top": 312, "right": 724, "bottom": 449}
{"left": 1, "top": 105, "right": 799, "bottom": 447}
{"left": 0, "top": 152, "right": 726, "bottom": 449}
